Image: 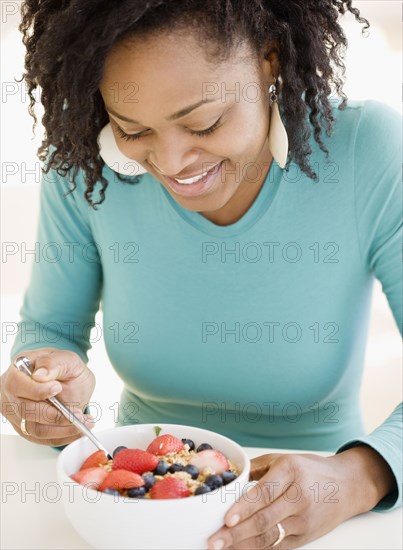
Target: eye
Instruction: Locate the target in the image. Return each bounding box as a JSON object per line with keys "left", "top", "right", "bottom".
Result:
{"left": 115, "top": 126, "right": 145, "bottom": 142}
{"left": 189, "top": 116, "right": 223, "bottom": 137}
{"left": 114, "top": 116, "right": 223, "bottom": 142}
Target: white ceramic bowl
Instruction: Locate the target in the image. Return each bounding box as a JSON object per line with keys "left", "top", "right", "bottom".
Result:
{"left": 57, "top": 423, "right": 250, "bottom": 550}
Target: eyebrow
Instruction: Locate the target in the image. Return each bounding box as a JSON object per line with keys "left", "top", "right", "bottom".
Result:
{"left": 105, "top": 98, "right": 219, "bottom": 124}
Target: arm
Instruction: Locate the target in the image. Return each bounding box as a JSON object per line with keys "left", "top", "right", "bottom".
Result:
{"left": 335, "top": 100, "right": 402, "bottom": 511}
{"left": 10, "top": 163, "right": 103, "bottom": 363}
{"left": 3, "top": 162, "right": 103, "bottom": 446}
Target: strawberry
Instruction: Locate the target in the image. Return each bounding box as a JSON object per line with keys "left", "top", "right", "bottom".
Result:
{"left": 189, "top": 450, "right": 229, "bottom": 475}
{"left": 79, "top": 450, "right": 109, "bottom": 471}
{"left": 99, "top": 470, "right": 145, "bottom": 492}
{"left": 149, "top": 477, "right": 191, "bottom": 499}
{"left": 71, "top": 467, "right": 108, "bottom": 489}
{"left": 112, "top": 448, "right": 159, "bottom": 475}
{"left": 146, "top": 434, "right": 184, "bottom": 456}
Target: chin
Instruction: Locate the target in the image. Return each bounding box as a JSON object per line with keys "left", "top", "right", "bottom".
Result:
{"left": 181, "top": 193, "right": 231, "bottom": 213}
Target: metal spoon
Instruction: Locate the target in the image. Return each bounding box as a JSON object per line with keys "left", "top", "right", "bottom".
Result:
{"left": 14, "top": 355, "right": 112, "bottom": 459}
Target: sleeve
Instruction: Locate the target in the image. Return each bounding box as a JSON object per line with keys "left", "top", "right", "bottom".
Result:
{"left": 336, "top": 100, "right": 402, "bottom": 512}
{"left": 9, "top": 164, "right": 103, "bottom": 365}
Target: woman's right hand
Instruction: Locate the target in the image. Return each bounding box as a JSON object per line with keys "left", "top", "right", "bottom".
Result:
{"left": 0, "top": 347, "right": 96, "bottom": 446}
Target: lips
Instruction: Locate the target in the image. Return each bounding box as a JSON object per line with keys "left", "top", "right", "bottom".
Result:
{"left": 173, "top": 163, "right": 222, "bottom": 185}
{"left": 164, "top": 161, "right": 224, "bottom": 198}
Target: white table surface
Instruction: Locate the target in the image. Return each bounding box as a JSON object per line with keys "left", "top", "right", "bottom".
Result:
{"left": 1, "top": 434, "right": 402, "bottom": 550}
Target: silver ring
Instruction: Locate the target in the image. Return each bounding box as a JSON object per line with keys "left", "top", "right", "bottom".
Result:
{"left": 20, "top": 417, "right": 30, "bottom": 436}
{"left": 272, "top": 522, "right": 286, "bottom": 547}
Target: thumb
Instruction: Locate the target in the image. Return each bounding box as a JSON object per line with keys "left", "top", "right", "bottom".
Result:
{"left": 249, "top": 453, "right": 281, "bottom": 481}
{"left": 19, "top": 349, "right": 86, "bottom": 382}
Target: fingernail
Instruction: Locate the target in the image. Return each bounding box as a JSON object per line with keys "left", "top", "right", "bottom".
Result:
{"left": 34, "top": 368, "right": 48, "bottom": 379}
{"left": 49, "top": 383, "right": 61, "bottom": 395}
{"left": 227, "top": 514, "right": 240, "bottom": 527}
{"left": 212, "top": 540, "right": 224, "bottom": 550}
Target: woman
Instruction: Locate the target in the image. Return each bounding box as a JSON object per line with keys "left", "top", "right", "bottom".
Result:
{"left": 1, "top": 1, "right": 401, "bottom": 548}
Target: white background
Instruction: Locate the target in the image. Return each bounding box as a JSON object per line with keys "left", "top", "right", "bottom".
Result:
{"left": 1, "top": 1, "right": 402, "bottom": 434}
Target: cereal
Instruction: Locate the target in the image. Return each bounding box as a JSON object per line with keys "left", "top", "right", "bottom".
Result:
{"left": 71, "top": 432, "right": 239, "bottom": 499}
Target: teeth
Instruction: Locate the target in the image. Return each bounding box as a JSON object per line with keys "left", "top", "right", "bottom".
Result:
{"left": 174, "top": 164, "right": 219, "bottom": 185}
{"left": 174, "top": 170, "right": 210, "bottom": 185}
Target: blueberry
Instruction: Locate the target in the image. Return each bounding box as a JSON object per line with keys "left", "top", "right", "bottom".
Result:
{"left": 103, "top": 488, "right": 120, "bottom": 497}
{"left": 153, "top": 461, "right": 171, "bottom": 476}
{"left": 112, "top": 445, "right": 127, "bottom": 457}
{"left": 204, "top": 474, "right": 223, "bottom": 490}
{"left": 196, "top": 443, "right": 213, "bottom": 452}
{"left": 184, "top": 464, "right": 199, "bottom": 480}
{"left": 127, "top": 486, "right": 146, "bottom": 498}
{"left": 181, "top": 438, "right": 195, "bottom": 451}
{"left": 169, "top": 463, "right": 185, "bottom": 473}
{"left": 195, "top": 484, "right": 212, "bottom": 495}
{"left": 142, "top": 474, "right": 156, "bottom": 491}
{"left": 222, "top": 471, "right": 237, "bottom": 485}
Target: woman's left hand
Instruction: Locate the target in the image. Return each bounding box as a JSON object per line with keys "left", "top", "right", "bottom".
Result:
{"left": 207, "top": 447, "right": 394, "bottom": 550}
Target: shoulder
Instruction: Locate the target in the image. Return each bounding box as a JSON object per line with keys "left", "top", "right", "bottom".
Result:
{"left": 312, "top": 98, "right": 401, "bottom": 171}
{"left": 330, "top": 97, "right": 401, "bottom": 119}
{"left": 330, "top": 98, "right": 401, "bottom": 145}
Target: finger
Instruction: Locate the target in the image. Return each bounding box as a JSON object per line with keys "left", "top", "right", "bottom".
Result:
{"left": 226, "top": 517, "right": 304, "bottom": 550}
{"left": 38, "top": 403, "right": 89, "bottom": 426}
{"left": 2, "top": 396, "right": 64, "bottom": 425}
{"left": 250, "top": 454, "right": 282, "bottom": 481}
{"left": 19, "top": 430, "right": 90, "bottom": 448}
{"left": 8, "top": 368, "right": 63, "bottom": 401}
{"left": 224, "top": 460, "right": 291, "bottom": 530}
{"left": 15, "top": 399, "right": 90, "bottom": 427}
{"left": 6, "top": 397, "right": 94, "bottom": 430}
{"left": 207, "top": 492, "right": 293, "bottom": 550}
{"left": 14, "top": 348, "right": 84, "bottom": 383}
{"left": 22, "top": 414, "right": 94, "bottom": 441}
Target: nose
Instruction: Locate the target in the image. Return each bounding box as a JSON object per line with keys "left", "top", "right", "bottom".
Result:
{"left": 147, "top": 134, "right": 199, "bottom": 178}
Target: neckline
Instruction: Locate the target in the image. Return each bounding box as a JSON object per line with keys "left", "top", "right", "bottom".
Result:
{"left": 159, "top": 159, "right": 284, "bottom": 237}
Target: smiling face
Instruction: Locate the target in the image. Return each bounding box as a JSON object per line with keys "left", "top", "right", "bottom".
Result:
{"left": 99, "top": 31, "right": 278, "bottom": 225}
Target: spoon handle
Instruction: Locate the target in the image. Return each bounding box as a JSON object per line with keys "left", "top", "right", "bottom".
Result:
{"left": 14, "top": 356, "right": 111, "bottom": 458}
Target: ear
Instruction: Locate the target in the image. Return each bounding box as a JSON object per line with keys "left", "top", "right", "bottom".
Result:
{"left": 261, "top": 40, "right": 280, "bottom": 83}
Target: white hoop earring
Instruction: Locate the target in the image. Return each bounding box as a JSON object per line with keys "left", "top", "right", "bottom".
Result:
{"left": 97, "top": 123, "right": 148, "bottom": 176}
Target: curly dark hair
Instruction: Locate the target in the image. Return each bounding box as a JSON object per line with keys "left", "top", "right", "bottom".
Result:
{"left": 18, "top": 0, "right": 369, "bottom": 209}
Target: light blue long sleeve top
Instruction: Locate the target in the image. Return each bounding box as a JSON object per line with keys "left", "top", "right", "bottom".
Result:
{"left": 10, "top": 99, "right": 402, "bottom": 510}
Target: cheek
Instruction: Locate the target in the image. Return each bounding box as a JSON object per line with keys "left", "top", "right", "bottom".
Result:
{"left": 221, "top": 104, "right": 269, "bottom": 158}
{"left": 243, "top": 100, "right": 270, "bottom": 140}
{"left": 112, "top": 134, "right": 140, "bottom": 159}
